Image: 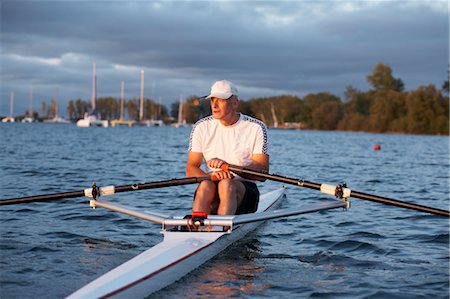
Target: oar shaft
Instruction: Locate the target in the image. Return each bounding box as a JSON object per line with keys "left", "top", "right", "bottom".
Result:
{"left": 350, "top": 190, "right": 450, "bottom": 217}
{"left": 224, "top": 164, "right": 449, "bottom": 218}
{"left": 0, "top": 191, "right": 85, "bottom": 205}
{"left": 224, "top": 164, "right": 321, "bottom": 190}
{"left": 0, "top": 176, "right": 211, "bottom": 206}
{"left": 113, "top": 176, "right": 212, "bottom": 193}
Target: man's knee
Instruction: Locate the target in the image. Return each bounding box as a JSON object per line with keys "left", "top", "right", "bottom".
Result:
{"left": 217, "top": 179, "right": 235, "bottom": 193}
{"left": 197, "top": 180, "right": 216, "bottom": 193}
{"left": 217, "top": 179, "right": 245, "bottom": 198}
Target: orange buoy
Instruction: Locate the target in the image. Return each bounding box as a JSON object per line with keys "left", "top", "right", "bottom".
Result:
{"left": 374, "top": 144, "right": 381, "bottom": 151}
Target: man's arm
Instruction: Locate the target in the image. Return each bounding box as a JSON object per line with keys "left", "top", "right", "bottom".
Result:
{"left": 240, "top": 153, "right": 269, "bottom": 181}
{"left": 186, "top": 152, "right": 207, "bottom": 177}
{"left": 250, "top": 153, "right": 269, "bottom": 172}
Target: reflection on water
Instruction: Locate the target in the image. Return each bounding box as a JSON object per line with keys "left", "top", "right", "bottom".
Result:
{"left": 154, "top": 237, "right": 269, "bottom": 298}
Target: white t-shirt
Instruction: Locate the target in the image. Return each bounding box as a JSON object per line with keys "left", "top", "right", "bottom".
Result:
{"left": 189, "top": 113, "right": 268, "bottom": 174}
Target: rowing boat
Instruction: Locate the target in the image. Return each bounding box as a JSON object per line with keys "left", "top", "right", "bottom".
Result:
{"left": 66, "top": 188, "right": 346, "bottom": 298}
{"left": 66, "top": 188, "right": 284, "bottom": 298}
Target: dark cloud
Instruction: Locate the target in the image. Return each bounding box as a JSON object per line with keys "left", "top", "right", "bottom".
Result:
{"left": 1, "top": 1, "right": 447, "bottom": 116}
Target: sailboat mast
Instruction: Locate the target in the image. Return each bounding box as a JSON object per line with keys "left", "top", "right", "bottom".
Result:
{"left": 91, "top": 62, "right": 97, "bottom": 111}
{"left": 55, "top": 94, "right": 58, "bottom": 118}
{"left": 29, "top": 87, "right": 33, "bottom": 117}
{"left": 120, "top": 81, "right": 124, "bottom": 120}
{"left": 10, "top": 92, "right": 14, "bottom": 117}
{"left": 158, "top": 96, "right": 162, "bottom": 120}
{"left": 270, "top": 103, "right": 278, "bottom": 128}
{"left": 178, "top": 95, "right": 183, "bottom": 124}
{"left": 139, "top": 70, "right": 144, "bottom": 122}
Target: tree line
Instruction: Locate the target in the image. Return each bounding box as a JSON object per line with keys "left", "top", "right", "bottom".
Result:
{"left": 34, "top": 62, "right": 449, "bottom": 135}
{"left": 177, "top": 63, "right": 449, "bottom": 135}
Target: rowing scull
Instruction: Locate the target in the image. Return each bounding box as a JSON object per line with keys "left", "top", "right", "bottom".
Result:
{"left": 67, "top": 188, "right": 347, "bottom": 298}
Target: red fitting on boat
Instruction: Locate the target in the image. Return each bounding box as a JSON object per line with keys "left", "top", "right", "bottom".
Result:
{"left": 192, "top": 211, "right": 207, "bottom": 219}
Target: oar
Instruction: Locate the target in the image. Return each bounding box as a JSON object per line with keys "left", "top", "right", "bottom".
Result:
{"left": 221, "top": 164, "right": 450, "bottom": 218}
{"left": 0, "top": 176, "right": 213, "bottom": 206}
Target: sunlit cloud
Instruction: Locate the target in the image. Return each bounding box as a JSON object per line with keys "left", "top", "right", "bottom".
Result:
{"left": 9, "top": 53, "right": 61, "bottom": 66}
{"left": 0, "top": 0, "right": 446, "bottom": 116}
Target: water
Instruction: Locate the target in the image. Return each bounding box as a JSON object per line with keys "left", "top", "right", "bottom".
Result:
{"left": 0, "top": 123, "right": 448, "bottom": 299}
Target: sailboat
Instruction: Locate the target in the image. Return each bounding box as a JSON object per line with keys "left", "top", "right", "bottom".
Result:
{"left": 270, "top": 102, "right": 279, "bottom": 128}
{"left": 43, "top": 94, "right": 70, "bottom": 124}
{"left": 76, "top": 62, "right": 108, "bottom": 128}
{"left": 145, "top": 93, "right": 164, "bottom": 127}
{"left": 137, "top": 70, "right": 164, "bottom": 127}
{"left": 111, "top": 81, "right": 134, "bottom": 127}
{"left": 22, "top": 88, "right": 35, "bottom": 123}
{"left": 146, "top": 97, "right": 164, "bottom": 127}
{"left": 171, "top": 95, "right": 188, "bottom": 128}
{"left": 2, "top": 92, "right": 15, "bottom": 123}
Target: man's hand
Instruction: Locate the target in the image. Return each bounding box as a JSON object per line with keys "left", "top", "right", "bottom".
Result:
{"left": 207, "top": 158, "right": 227, "bottom": 169}
{"left": 208, "top": 158, "right": 233, "bottom": 180}
{"left": 211, "top": 170, "right": 234, "bottom": 180}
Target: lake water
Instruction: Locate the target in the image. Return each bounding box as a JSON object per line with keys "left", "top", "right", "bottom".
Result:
{"left": 0, "top": 123, "right": 448, "bottom": 299}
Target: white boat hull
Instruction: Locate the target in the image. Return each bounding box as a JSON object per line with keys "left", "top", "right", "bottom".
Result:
{"left": 76, "top": 114, "right": 109, "bottom": 128}
{"left": 1, "top": 116, "right": 15, "bottom": 123}
{"left": 67, "top": 188, "right": 286, "bottom": 299}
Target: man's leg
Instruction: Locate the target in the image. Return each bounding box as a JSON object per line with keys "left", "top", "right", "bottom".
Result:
{"left": 216, "top": 179, "right": 246, "bottom": 215}
{"left": 192, "top": 180, "right": 218, "bottom": 214}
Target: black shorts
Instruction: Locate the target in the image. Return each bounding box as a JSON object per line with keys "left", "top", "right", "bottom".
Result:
{"left": 237, "top": 181, "right": 260, "bottom": 214}
{"left": 194, "top": 180, "right": 260, "bottom": 215}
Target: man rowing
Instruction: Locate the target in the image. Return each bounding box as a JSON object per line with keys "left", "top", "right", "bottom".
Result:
{"left": 186, "top": 80, "right": 269, "bottom": 215}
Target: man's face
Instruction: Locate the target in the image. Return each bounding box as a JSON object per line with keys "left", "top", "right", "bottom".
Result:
{"left": 210, "top": 96, "right": 238, "bottom": 120}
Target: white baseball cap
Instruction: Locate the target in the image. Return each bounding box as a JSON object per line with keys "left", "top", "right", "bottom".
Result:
{"left": 205, "top": 80, "right": 238, "bottom": 99}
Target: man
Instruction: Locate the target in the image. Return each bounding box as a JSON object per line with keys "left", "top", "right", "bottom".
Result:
{"left": 186, "top": 80, "right": 269, "bottom": 215}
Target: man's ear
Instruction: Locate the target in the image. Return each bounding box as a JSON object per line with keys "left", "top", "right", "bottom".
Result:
{"left": 232, "top": 98, "right": 239, "bottom": 109}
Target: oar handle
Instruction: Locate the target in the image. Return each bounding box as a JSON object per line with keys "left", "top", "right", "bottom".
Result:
{"left": 223, "top": 164, "right": 450, "bottom": 218}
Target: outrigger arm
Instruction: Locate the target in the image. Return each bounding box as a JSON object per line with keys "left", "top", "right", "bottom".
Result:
{"left": 88, "top": 197, "right": 348, "bottom": 231}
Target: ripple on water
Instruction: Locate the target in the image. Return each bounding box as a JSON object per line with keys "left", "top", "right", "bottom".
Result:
{"left": 1, "top": 126, "right": 448, "bottom": 299}
{"left": 327, "top": 240, "right": 386, "bottom": 254}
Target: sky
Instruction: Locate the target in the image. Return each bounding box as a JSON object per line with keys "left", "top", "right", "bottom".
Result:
{"left": 0, "top": 0, "right": 448, "bottom": 116}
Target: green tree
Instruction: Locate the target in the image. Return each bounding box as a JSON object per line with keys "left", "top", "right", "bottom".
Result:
{"left": 237, "top": 100, "right": 254, "bottom": 117}
{"left": 144, "top": 99, "right": 154, "bottom": 120}
{"left": 443, "top": 80, "right": 449, "bottom": 95}
{"left": 405, "top": 85, "right": 449, "bottom": 135}
{"left": 367, "top": 63, "right": 404, "bottom": 92}
{"left": 41, "top": 101, "right": 47, "bottom": 117}
{"left": 47, "top": 99, "right": 57, "bottom": 118}
{"left": 269, "top": 95, "right": 304, "bottom": 125}
{"left": 183, "top": 97, "right": 200, "bottom": 123}
{"left": 144, "top": 98, "right": 169, "bottom": 120}
{"left": 126, "top": 99, "right": 139, "bottom": 120}
{"left": 96, "top": 97, "right": 119, "bottom": 120}
{"left": 75, "top": 99, "right": 89, "bottom": 119}
{"left": 338, "top": 87, "right": 370, "bottom": 131}
{"left": 312, "top": 101, "right": 343, "bottom": 130}
{"left": 67, "top": 100, "right": 76, "bottom": 120}
{"left": 303, "top": 92, "right": 343, "bottom": 130}
{"left": 368, "top": 91, "right": 396, "bottom": 132}
{"left": 249, "top": 98, "right": 272, "bottom": 124}
{"left": 170, "top": 101, "right": 178, "bottom": 119}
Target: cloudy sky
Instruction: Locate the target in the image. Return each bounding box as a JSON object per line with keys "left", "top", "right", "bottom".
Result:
{"left": 1, "top": 0, "right": 448, "bottom": 116}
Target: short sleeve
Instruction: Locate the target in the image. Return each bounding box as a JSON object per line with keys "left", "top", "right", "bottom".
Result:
{"left": 253, "top": 123, "right": 268, "bottom": 154}
{"left": 188, "top": 124, "right": 202, "bottom": 152}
